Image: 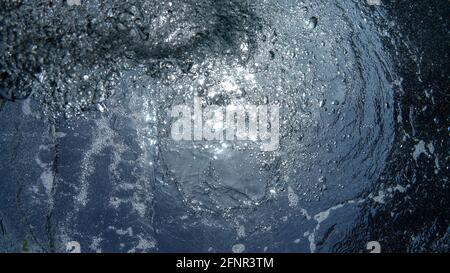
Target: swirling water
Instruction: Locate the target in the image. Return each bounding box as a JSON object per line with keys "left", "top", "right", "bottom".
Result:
{"left": 0, "top": 0, "right": 448, "bottom": 252}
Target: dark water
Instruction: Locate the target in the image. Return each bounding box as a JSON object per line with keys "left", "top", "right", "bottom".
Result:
{"left": 0, "top": 0, "right": 448, "bottom": 252}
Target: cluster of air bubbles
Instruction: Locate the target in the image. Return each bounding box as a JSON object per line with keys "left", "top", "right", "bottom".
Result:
{"left": 0, "top": 0, "right": 262, "bottom": 119}
{"left": 147, "top": 0, "right": 399, "bottom": 215}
